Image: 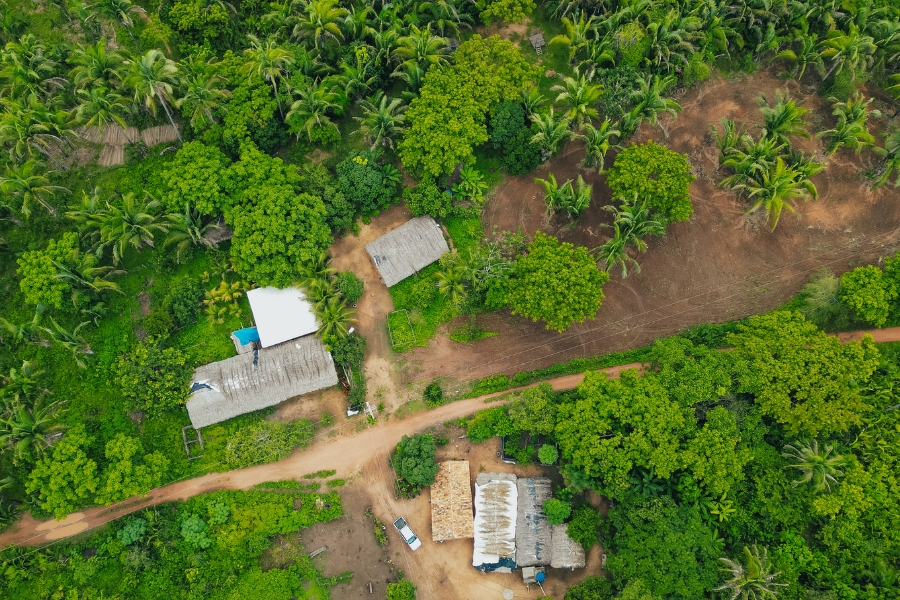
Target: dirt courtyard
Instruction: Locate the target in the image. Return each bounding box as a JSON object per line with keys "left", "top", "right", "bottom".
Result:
{"left": 311, "top": 425, "right": 604, "bottom": 600}
{"left": 406, "top": 69, "right": 900, "bottom": 386}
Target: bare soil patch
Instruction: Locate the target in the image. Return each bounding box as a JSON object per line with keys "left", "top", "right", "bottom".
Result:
{"left": 271, "top": 387, "right": 348, "bottom": 423}
{"left": 409, "top": 69, "right": 900, "bottom": 387}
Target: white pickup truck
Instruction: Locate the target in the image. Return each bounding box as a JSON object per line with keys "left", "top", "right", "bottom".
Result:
{"left": 392, "top": 517, "right": 422, "bottom": 550}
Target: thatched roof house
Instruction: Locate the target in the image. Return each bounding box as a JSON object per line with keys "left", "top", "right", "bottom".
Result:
{"left": 432, "top": 461, "right": 475, "bottom": 542}
{"left": 185, "top": 336, "right": 337, "bottom": 429}
{"left": 516, "top": 477, "right": 553, "bottom": 567}
{"left": 246, "top": 287, "right": 319, "bottom": 348}
{"left": 550, "top": 524, "right": 586, "bottom": 569}
{"left": 365, "top": 217, "right": 449, "bottom": 287}
{"left": 472, "top": 472, "right": 518, "bottom": 572}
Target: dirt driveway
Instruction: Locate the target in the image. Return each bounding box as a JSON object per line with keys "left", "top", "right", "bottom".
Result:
{"left": 408, "top": 69, "right": 900, "bottom": 387}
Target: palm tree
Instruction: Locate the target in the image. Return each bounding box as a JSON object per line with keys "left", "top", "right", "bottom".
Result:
{"left": 758, "top": 90, "right": 809, "bottom": 145}
{"left": 354, "top": 92, "right": 407, "bottom": 150}
{"left": 68, "top": 38, "right": 126, "bottom": 90}
{"left": 0, "top": 100, "right": 72, "bottom": 167}
{"left": 86, "top": 0, "right": 146, "bottom": 51}
{"left": 0, "top": 361, "right": 46, "bottom": 405}
{"left": 420, "top": 0, "right": 471, "bottom": 38}
{"left": 551, "top": 67, "right": 602, "bottom": 130}
{"left": 435, "top": 261, "right": 467, "bottom": 306}
{"left": 392, "top": 24, "right": 449, "bottom": 75}
{"left": 0, "top": 34, "right": 66, "bottom": 100}
{"left": 715, "top": 546, "right": 787, "bottom": 600}
{"left": 548, "top": 13, "right": 597, "bottom": 63}
{"left": 819, "top": 93, "right": 880, "bottom": 155}
{"left": 124, "top": 49, "right": 183, "bottom": 142}
{"left": 290, "top": 0, "right": 348, "bottom": 50}
{"left": 0, "top": 160, "right": 68, "bottom": 218}
{"left": 819, "top": 24, "right": 876, "bottom": 82}
{"left": 775, "top": 34, "right": 823, "bottom": 80}
{"left": 164, "top": 204, "right": 220, "bottom": 262}
{"left": 872, "top": 127, "right": 900, "bottom": 188}
{"left": 0, "top": 397, "right": 66, "bottom": 461}
{"left": 95, "top": 192, "right": 169, "bottom": 265}
{"left": 578, "top": 118, "right": 620, "bottom": 172}
{"left": 644, "top": 10, "right": 699, "bottom": 73}
{"left": 564, "top": 175, "right": 592, "bottom": 219}
{"left": 596, "top": 198, "right": 665, "bottom": 278}
{"left": 242, "top": 35, "right": 295, "bottom": 118}
{"left": 41, "top": 318, "right": 93, "bottom": 367}
{"left": 534, "top": 173, "right": 571, "bottom": 214}
{"left": 521, "top": 87, "right": 548, "bottom": 118}
{"left": 176, "top": 71, "right": 231, "bottom": 130}
{"left": 741, "top": 157, "right": 815, "bottom": 231}
{"left": 782, "top": 440, "right": 846, "bottom": 493}
{"left": 75, "top": 87, "right": 134, "bottom": 143}
{"left": 314, "top": 295, "right": 356, "bottom": 344}
{"left": 530, "top": 109, "right": 572, "bottom": 158}
{"left": 54, "top": 252, "right": 124, "bottom": 307}
{"left": 719, "top": 135, "right": 787, "bottom": 188}
{"left": 630, "top": 75, "right": 682, "bottom": 138}
{"left": 299, "top": 249, "right": 337, "bottom": 283}
{"left": 452, "top": 166, "right": 489, "bottom": 203}
{"left": 285, "top": 78, "right": 343, "bottom": 142}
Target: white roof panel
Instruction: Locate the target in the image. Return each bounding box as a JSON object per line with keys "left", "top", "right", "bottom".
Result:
{"left": 247, "top": 287, "right": 318, "bottom": 348}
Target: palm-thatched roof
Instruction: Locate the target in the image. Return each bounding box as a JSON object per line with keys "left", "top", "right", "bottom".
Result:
{"left": 185, "top": 335, "right": 337, "bottom": 429}
{"left": 516, "top": 477, "right": 553, "bottom": 567}
{"left": 365, "top": 216, "right": 449, "bottom": 287}
{"left": 473, "top": 472, "right": 518, "bottom": 572}
{"left": 550, "top": 524, "right": 586, "bottom": 569}
{"left": 432, "top": 461, "right": 475, "bottom": 542}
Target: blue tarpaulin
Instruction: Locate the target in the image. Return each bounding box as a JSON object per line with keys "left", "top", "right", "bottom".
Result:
{"left": 232, "top": 327, "right": 260, "bottom": 346}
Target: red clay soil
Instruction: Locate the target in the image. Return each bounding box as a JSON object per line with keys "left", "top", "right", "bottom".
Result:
{"left": 409, "top": 69, "right": 900, "bottom": 387}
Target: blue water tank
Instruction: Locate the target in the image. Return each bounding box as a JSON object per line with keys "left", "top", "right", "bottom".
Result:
{"left": 535, "top": 571, "right": 546, "bottom": 583}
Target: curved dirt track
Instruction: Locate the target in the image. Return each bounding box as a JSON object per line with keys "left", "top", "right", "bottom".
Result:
{"left": 5, "top": 323, "right": 900, "bottom": 550}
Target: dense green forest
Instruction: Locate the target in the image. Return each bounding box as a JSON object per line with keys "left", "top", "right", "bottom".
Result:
{"left": 0, "top": 0, "right": 899, "bottom": 597}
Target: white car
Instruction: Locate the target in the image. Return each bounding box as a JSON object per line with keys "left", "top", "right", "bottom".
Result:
{"left": 393, "top": 517, "right": 422, "bottom": 550}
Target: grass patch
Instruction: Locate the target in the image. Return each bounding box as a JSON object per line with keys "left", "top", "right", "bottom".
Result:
{"left": 387, "top": 309, "right": 417, "bottom": 348}
{"left": 326, "top": 478, "right": 346, "bottom": 488}
{"left": 302, "top": 469, "right": 338, "bottom": 480}
{"left": 393, "top": 399, "right": 427, "bottom": 420}
{"left": 449, "top": 318, "right": 497, "bottom": 343}
{"left": 444, "top": 216, "right": 483, "bottom": 255}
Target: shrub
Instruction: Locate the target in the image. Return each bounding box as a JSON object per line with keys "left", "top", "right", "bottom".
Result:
{"left": 116, "top": 339, "right": 192, "bottom": 415}
{"left": 403, "top": 179, "right": 452, "bottom": 218}
{"left": 180, "top": 514, "right": 211, "bottom": 549}
{"left": 490, "top": 101, "right": 526, "bottom": 149}
{"left": 224, "top": 419, "right": 315, "bottom": 469}
{"left": 423, "top": 381, "right": 444, "bottom": 408}
{"left": 159, "top": 141, "right": 230, "bottom": 214}
{"left": 466, "top": 406, "right": 517, "bottom": 443}
{"left": 336, "top": 150, "right": 397, "bottom": 215}
{"left": 502, "top": 126, "right": 542, "bottom": 175}
{"left": 16, "top": 232, "right": 79, "bottom": 309}
{"left": 337, "top": 271, "right": 364, "bottom": 303}
{"left": 408, "top": 278, "right": 437, "bottom": 309}
{"left": 390, "top": 434, "right": 439, "bottom": 495}
{"left": 564, "top": 576, "right": 614, "bottom": 600}
{"left": 839, "top": 265, "right": 896, "bottom": 327}
{"left": 332, "top": 333, "right": 366, "bottom": 368}
{"left": 144, "top": 306, "right": 175, "bottom": 337}
{"left": 543, "top": 498, "right": 572, "bottom": 525}
{"left": 567, "top": 504, "right": 602, "bottom": 549}
{"left": 166, "top": 277, "right": 203, "bottom": 326}
{"left": 606, "top": 141, "right": 695, "bottom": 223}
{"left": 538, "top": 444, "right": 558, "bottom": 465}
{"left": 298, "top": 163, "right": 356, "bottom": 234}
{"left": 117, "top": 518, "right": 146, "bottom": 546}
{"left": 386, "top": 580, "right": 417, "bottom": 600}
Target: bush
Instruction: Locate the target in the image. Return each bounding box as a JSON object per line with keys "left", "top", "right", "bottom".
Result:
{"left": 386, "top": 580, "right": 417, "bottom": 600}
{"left": 337, "top": 271, "right": 364, "bottom": 303}
{"left": 564, "top": 576, "right": 614, "bottom": 600}
{"left": 117, "top": 518, "right": 146, "bottom": 546}
{"left": 490, "top": 101, "right": 526, "bottom": 149}
{"left": 116, "top": 339, "right": 192, "bottom": 415}
{"left": 159, "top": 141, "right": 230, "bottom": 214}
{"left": 332, "top": 333, "right": 366, "bottom": 368}
{"left": 502, "top": 126, "right": 542, "bottom": 175}
{"left": 538, "top": 444, "right": 558, "bottom": 465}
{"left": 606, "top": 141, "right": 695, "bottom": 223}
{"left": 166, "top": 277, "right": 203, "bottom": 326}
{"left": 403, "top": 179, "right": 452, "bottom": 218}
{"left": 408, "top": 278, "right": 437, "bottom": 309}
{"left": 543, "top": 498, "right": 572, "bottom": 525}
{"left": 839, "top": 265, "right": 896, "bottom": 327}
{"left": 16, "top": 232, "right": 79, "bottom": 309}
{"left": 466, "top": 406, "right": 517, "bottom": 443}
{"left": 423, "top": 381, "right": 444, "bottom": 407}
{"left": 144, "top": 306, "right": 175, "bottom": 337}
{"left": 567, "top": 504, "right": 602, "bottom": 550}
{"left": 224, "top": 419, "right": 315, "bottom": 469}
{"left": 390, "top": 434, "right": 439, "bottom": 494}
{"left": 298, "top": 163, "right": 356, "bottom": 234}
{"left": 336, "top": 150, "right": 397, "bottom": 215}
{"left": 180, "top": 514, "right": 211, "bottom": 549}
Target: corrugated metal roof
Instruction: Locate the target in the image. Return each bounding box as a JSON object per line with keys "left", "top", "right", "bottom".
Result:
{"left": 247, "top": 287, "right": 319, "bottom": 348}
{"left": 516, "top": 477, "right": 553, "bottom": 567}
{"left": 185, "top": 335, "right": 337, "bottom": 429}
{"left": 365, "top": 217, "right": 449, "bottom": 287}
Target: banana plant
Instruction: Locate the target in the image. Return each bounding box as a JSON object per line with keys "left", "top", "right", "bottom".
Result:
{"left": 818, "top": 93, "right": 880, "bottom": 155}
{"left": 577, "top": 118, "right": 620, "bottom": 172}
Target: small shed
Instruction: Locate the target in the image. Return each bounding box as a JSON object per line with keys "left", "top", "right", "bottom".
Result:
{"left": 529, "top": 31, "right": 546, "bottom": 55}
{"left": 231, "top": 327, "right": 259, "bottom": 355}
{"left": 473, "top": 472, "right": 518, "bottom": 573}
{"left": 550, "top": 524, "right": 586, "bottom": 570}
{"left": 365, "top": 217, "right": 449, "bottom": 287}
{"left": 516, "top": 477, "right": 553, "bottom": 567}
{"left": 185, "top": 336, "right": 338, "bottom": 429}
{"left": 432, "top": 461, "right": 475, "bottom": 542}
{"left": 246, "top": 287, "right": 319, "bottom": 348}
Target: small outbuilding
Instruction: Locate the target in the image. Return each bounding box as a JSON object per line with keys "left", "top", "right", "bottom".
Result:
{"left": 246, "top": 287, "right": 319, "bottom": 348}
{"left": 185, "top": 335, "right": 338, "bottom": 429}
{"left": 365, "top": 217, "right": 450, "bottom": 287}
{"left": 550, "top": 524, "right": 587, "bottom": 570}
{"left": 431, "top": 461, "right": 475, "bottom": 542}
{"left": 473, "top": 472, "right": 518, "bottom": 573}
{"left": 516, "top": 477, "right": 553, "bottom": 567}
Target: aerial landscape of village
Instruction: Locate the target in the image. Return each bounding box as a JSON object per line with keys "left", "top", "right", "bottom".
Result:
{"left": 1, "top": 0, "right": 900, "bottom": 598}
